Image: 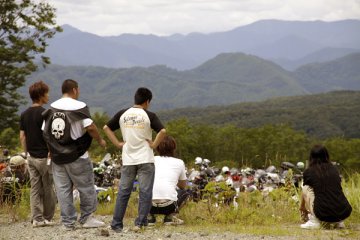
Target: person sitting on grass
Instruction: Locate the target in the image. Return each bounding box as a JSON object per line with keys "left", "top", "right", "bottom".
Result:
{"left": 299, "top": 144, "right": 352, "bottom": 229}
{"left": 147, "top": 135, "right": 190, "bottom": 226}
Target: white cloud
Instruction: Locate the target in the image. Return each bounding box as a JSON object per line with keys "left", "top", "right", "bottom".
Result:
{"left": 48, "top": 0, "right": 360, "bottom": 36}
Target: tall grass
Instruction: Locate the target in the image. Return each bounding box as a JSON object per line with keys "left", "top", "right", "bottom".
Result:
{"left": 0, "top": 186, "right": 31, "bottom": 222}
{"left": 343, "top": 173, "right": 360, "bottom": 224}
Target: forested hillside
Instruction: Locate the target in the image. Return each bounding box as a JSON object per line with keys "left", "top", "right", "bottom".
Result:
{"left": 293, "top": 53, "right": 360, "bottom": 93}
{"left": 158, "top": 91, "right": 360, "bottom": 139}
{"left": 26, "top": 53, "right": 307, "bottom": 113}
{"left": 26, "top": 52, "right": 360, "bottom": 115}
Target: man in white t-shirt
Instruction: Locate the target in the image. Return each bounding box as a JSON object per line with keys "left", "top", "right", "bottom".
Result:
{"left": 148, "top": 136, "right": 189, "bottom": 225}
{"left": 42, "top": 79, "right": 106, "bottom": 230}
{"left": 103, "top": 87, "right": 166, "bottom": 232}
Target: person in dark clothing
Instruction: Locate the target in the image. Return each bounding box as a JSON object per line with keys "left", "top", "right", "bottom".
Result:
{"left": 19, "top": 80, "right": 56, "bottom": 227}
{"left": 299, "top": 144, "right": 352, "bottom": 229}
{"left": 42, "top": 79, "right": 107, "bottom": 230}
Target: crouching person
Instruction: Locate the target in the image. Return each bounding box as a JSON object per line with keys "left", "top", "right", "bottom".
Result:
{"left": 299, "top": 144, "right": 352, "bottom": 230}
{"left": 1, "top": 155, "right": 29, "bottom": 204}
{"left": 148, "top": 136, "right": 190, "bottom": 226}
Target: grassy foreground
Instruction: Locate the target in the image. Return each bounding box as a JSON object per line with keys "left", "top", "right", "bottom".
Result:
{"left": 1, "top": 173, "right": 359, "bottom": 239}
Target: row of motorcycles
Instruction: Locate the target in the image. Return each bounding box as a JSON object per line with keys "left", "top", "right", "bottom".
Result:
{"left": 91, "top": 153, "right": 305, "bottom": 206}
{"left": 187, "top": 157, "right": 305, "bottom": 205}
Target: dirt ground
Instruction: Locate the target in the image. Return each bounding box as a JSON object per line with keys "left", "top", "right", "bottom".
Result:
{"left": 1, "top": 214, "right": 359, "bottom": 240}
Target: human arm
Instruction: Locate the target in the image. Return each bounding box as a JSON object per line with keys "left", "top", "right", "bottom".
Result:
{"left": 19, "top": 130, "right": 27, "bottom": 154}
{"left": 147, "top": 128, "right": 166, "bottom": 149}
{"left": 177, "top": 180, "right": 187, "bottom": 190}
{"left": 177, "top": 161, "right": 188, "bottom": 190}
{"left": 103, "top": 125, "right": 124, "bottom": 149}
{"left": 86, "top": 123, "right": 106, "bottom": 148}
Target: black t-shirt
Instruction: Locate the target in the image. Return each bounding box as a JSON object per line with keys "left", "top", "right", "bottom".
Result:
{"left": 20, "top": 106, "right": 48, "bottom": 158}
{"left": 303, "top": 164, "right": 352, "bottom": 222}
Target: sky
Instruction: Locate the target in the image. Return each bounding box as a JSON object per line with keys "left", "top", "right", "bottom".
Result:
{"left": 47, "top": 0, "right": 360, "bottom": 36}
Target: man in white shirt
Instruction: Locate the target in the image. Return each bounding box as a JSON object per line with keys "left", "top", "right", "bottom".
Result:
{"left": 104, "top": 87, "right": 166, "bottom": 232}
{"left": 148, "top": 136, "right": 189, "bottom": 225}
{"left": 42, "top": 79, "right": 106, "bottom": 230}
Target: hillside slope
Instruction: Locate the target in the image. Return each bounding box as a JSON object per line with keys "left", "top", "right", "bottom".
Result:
{"left": 26, "top": 53, "right": 306, "bottom": 114}
{"left": 158, "top": 91, "right": 360, "bottom": 139}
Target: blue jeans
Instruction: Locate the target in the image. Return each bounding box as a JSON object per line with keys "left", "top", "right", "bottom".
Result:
{"left": 111, "top": 163, "right": 155, "bottom": 229}
{"left": 52, "top": 157, "right": 97, "bottom": 227}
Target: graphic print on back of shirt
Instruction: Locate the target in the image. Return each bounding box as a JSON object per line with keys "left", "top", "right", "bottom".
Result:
{"left": 51, "top": 112, "right": 66, "bottom": 139}
{"left": 123, "top": 114, "right": 145, "bottom": 129}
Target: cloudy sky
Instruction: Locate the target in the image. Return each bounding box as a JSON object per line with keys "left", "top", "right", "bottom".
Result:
{"left": 48, "top": 0, "right": 360, "bottom": 36}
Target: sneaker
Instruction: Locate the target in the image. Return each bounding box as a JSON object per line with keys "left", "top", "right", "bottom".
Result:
{"left": 32, "top": 219, "right": 46, "bottom": 228}
{"left": 82, "top": 216, "right": 105, "bottom": 228}
{"left": 300, "top": 215, "right": 320, "bottom": 229}
{"left": 334, "top": 221, "right": 345, "bottom": 229}
{"left": 147, "top": 214, "right": 156, "bottom": 226}
{"left": 163, "top": 214, "right": 184, "bottom": 226}
{"left": 44, "top": 219, "right": 56, "bottom": 226}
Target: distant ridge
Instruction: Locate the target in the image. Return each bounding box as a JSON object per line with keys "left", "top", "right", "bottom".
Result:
{"left": 46, "top": 19, "right": 360, "bottom": 70}
{"left": 158, "top": 90, "right": 360, "bottom": 139}
{"left": 293, "top": 53, "right": 360, "bottom": 92}
{"left": 26, "top": 52, "right": 360, "bottom": 115}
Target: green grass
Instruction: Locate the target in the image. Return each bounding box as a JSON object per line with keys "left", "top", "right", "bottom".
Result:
{"left": 1, "top": 173, "right": 359, "bottom": 238}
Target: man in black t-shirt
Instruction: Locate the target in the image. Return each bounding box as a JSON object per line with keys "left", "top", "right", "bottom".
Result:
{"left": 20, "top": 81, "right": 56, "bottom": 227}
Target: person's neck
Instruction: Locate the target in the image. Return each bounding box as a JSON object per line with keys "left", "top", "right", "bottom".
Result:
{"left": 133, "top": 103, "right": 147, "bottom": 109}
{"left": 32, "top": 102, "right": 43, "bottom": 107}
{"left": 62, "top": 93, "right": 76, "bottom": 99}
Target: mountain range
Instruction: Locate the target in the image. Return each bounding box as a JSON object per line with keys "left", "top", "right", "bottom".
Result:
{"left": 157, "top": 90, "right": 360, "bottom": 139}
{"left": 46, "top": 19, "right": 360, "bottom": 70}
{"left": 26, "top": 52, "right": 360, "bottom": 115}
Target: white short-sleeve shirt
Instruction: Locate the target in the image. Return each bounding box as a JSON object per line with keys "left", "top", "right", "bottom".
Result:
{"left": 152, "top": 156, "right": 187, "bottom": 201}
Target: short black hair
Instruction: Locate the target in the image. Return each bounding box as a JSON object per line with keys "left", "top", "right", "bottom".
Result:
{"left": 62, "top": 79, "right": 78, "bottom": 94}
{"left": 134, "top": 87, "right": 152, "bottom": 104}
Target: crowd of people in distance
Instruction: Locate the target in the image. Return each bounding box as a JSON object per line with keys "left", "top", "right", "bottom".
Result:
{"left": 0, "top": 79, "right": 352, "bottom": 233}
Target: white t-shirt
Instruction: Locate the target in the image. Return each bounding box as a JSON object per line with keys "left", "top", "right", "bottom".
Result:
{"left": 106, "top": 107, "right": 164, "bottom": 165}
{"left": 49, "top": 97, "right": 93, "bottom": 158}
{"left": 152, "top": 156, "right": 187, "bottom": 201}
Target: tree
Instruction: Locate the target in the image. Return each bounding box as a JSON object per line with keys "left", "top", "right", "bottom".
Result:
{"left": 0, "top": 0, "right": 61, "bottom": 132}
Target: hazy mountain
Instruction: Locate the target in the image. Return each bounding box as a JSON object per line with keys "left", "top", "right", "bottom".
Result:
{"left": 274, "top": 47, "right": 360, "bottom": 70}
{"left": 45, "top": 20, "right": 360, "bottom": 70}
{"left": 26, "top": 53, "right": 306, "bottom": 114}
{"left": 293, "top": 53, "right": 360, "bottom": 93}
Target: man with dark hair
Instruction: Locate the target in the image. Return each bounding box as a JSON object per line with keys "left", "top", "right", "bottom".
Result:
{"left": 103, "top": 87, "right": 166, "bottom": 232}
{"left": 20, "top": 80, "right": 56, "bottom": 227}
{"left": 148, "top": 135, "right": 188, "bottom": 226}
{"left": 42, "top": 79, "right": 106, "bottom": 230}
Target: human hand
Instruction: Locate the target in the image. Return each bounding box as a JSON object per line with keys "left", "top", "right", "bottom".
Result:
{"left": 99, "top": 139, "right": 106, "bottom": 148}
{"left": 146, "top": 139, "right": 155, "bottom": 149}
{"left": 117, "top": 141, "right": 125, "bottom": 149}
